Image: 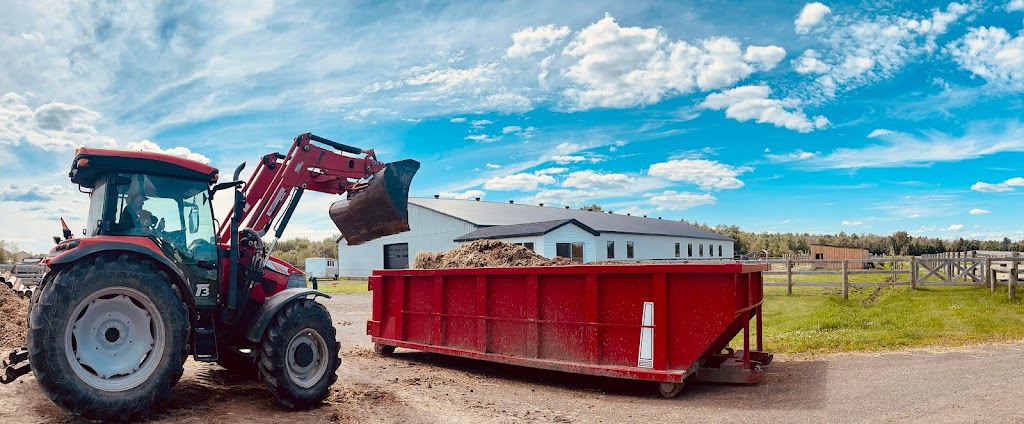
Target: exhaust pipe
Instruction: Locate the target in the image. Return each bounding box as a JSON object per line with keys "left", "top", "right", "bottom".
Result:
{"left": 330, "top": 159, "right": 420, "bottom": 245}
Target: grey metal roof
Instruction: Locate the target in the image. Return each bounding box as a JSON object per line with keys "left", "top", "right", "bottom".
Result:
{"left": 454, "top": 219, "right": 599, "bottom": 242}
{"left": 410, "top": 198, "right": 733, "bottom": 241}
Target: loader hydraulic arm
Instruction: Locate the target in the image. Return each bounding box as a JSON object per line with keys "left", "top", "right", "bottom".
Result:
{"left": 216, "top": 133, "right": 386, "bottom": 245}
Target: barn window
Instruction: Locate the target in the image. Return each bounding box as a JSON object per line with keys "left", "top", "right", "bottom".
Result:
{"left": 699, "top": 244, "right": 704, "bottom": 257}
{"left": 607, "top": 241, "right": 615, "bottom": 259}
{"left": 626, "top": 241, "right": 634, "bottom": 259}
{"left": 674, "top": 243, "right": 680, "bottom": 257}
{"left": 556, "top": 242, "right": 584, "bottom": 263}
{"left": 718, "top": 245, "right": 723, "bottom": 257}
{"left": 688, "top": 243, "right": 693, "bottom": 257}
{"left": 524, "top": 242, "right": 535, "bottom": 252}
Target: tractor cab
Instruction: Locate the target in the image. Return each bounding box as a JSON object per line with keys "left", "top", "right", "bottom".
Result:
{"left": 68, "top": 147, "right": 221, "bottom": 298}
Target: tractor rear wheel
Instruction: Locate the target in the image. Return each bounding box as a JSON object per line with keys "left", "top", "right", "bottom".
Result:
{"left": 27, "top": 254, "right": 189, "bottom": 421}
{"left": 257, "top": 299, "right": 340, "bottom": 409}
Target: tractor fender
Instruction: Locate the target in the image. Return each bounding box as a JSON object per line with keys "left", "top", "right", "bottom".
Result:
{"left": 244, "top": 288, "right": 331, "bottom": 343}
{"left": 45, "top": 241, "right": 196, "bottom": 307}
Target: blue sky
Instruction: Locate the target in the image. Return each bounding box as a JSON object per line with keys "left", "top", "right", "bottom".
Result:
{"left": 1, "top": 0, "right": 1023, "bottom": 253}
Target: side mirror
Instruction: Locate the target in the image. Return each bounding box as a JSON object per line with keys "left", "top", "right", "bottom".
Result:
{"left": 188, "top": 208, "right": 199, "bottom": 233}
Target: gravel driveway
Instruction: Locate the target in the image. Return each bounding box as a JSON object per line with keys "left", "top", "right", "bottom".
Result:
{"left": 2, "top": 291, "right": 1021, "bottom": 423}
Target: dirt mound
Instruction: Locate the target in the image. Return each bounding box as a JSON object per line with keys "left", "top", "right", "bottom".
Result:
{"left": 0, "top": 287, "right": 28, "bottom": 348}
{"left": 413, "top": 240, "right": 572, "bottom": 269}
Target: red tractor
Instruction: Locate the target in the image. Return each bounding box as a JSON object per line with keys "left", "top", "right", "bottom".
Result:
{"left": 0, "top": 133, "right": 419, "bottom": 420}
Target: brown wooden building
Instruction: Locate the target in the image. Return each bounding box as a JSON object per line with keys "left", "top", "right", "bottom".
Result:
{"left": 810, "top": 244, "right": 869, "bottom": 269}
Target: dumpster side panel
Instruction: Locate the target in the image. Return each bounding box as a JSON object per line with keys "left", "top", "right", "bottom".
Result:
{"left": 667, "top": 272, "right": 736, "bottom": 370}
{"left": 597, "top": 273, "right": 652, "bottom": 367}
{"left": 442, "top": 275, "right": 478, "bottom": 350}
{"left": 487, "top": 274, "right": 529, "bottom": 357}
{"left": 538, "top": 274, "right": 587, "bottom": 363}
{"left": 405, "top": 275, "right": 434, "bottom": 345}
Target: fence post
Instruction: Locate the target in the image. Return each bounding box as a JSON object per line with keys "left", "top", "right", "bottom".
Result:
{"left": 910, "top": 257, "right": 918, "bottom": 289}
{"left": 986, "top": 257, "right": 993, "bottom": 292}
{"left": 786, "top": 258, "right": 793, "bottom": 295}
{"left": 1011, "top": 252, "right": 1019, "bottom": 301}
{"left": 841, "top": 260, "right": 849, "bottom": 300}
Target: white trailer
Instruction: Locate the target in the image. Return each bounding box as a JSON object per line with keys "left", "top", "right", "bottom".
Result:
{"left": 304, "top": 257, "right": 339, "bottom": 280}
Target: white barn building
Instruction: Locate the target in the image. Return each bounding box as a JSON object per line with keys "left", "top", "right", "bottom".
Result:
{"left": 336, "top": 198, "right": 735, "bottom": 278}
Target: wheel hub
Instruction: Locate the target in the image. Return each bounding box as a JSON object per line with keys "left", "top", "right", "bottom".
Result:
{"left": 65, "top": 289, "right": 163, "bottom": 391}
{"left": 286, "top": 329, "right": 328, "bottom": 388}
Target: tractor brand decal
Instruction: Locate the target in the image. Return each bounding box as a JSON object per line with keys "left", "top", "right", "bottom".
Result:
{"left": 195, "top": 284, "right": 211, "bottom": 297}
{"left": 637, "top": 301, "right": 654, "bottom": 368}
{"left": 267, "top": 187, "right": 287, "bottom": 217}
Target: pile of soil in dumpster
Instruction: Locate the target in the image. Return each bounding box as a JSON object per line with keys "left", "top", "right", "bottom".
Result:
{"left": 0, "top": 287, "right": 28, "bottom": 347}
{"left": 413, "top": 240, "right": 572, "bottom": 269}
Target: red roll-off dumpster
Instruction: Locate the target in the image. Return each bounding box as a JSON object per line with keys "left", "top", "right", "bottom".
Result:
{"left": 367, "top": 263, "right": 771, "bottom": 397}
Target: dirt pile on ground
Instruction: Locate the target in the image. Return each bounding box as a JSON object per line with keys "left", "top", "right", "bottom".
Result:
{"left": 0, "top": 288, "right": 28, "bottom": 347}
{"left": 413, "top": 240, "right": 572, "bottom": 269}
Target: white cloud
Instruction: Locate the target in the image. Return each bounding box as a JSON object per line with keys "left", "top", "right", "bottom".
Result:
{"left": 465, "top": 134, "right": 501, "bottom": 143}
{"left": 1008, "top": 0, "right": 1024, "bottom": 11}
{"left": 483, "top": 173, "right": 556, "bottom": 191}
{"left": 648, "top": 159, "right": 751, "bottom": 191}
{"left": 701, "top": 85, "right": 829, "bottom": 133}
{"left": 125, "top": 139, "right": 211, "bottom": 164}
{"left": 470, "top": 119, "right": 493, "bottom": 130}
{"left": 615, "top": 205, "right": 651, "bottom": 216}
{"left": 795, "top": 2, "right": 832, "bottom": 34}
{"left": 560, "top": 14, "right": 785, "bottom": 110}
{"left": 744, "top": 45, "right": 787, "bottom": 70}
{"left": 972, "top": 177, "right": 1024, "bottom": 193}
{"left": 792, "top": 49, "right": 830, "bottom": 74}
{"left": 909, "top": 213, "right": 923, "bottom": 218}
{"left": 501, "top": 125, "right": 536, "bottom": 137}
{"left": 644, "top": 190, "right": 717, "bottom": 210}
{"left": 969, "top": 208, "right": 991, "bottom": 215}
{"left": 20, "top": 32, "right": 44, "bottom": 42}
{"left": 485, "top": 163, "right": 502, "bottom": 169}
{"left": 0, "top": 93, "right": 116, "bottom": 151}
{"left": 842, "top": 220, "right": 864, "bottom": 226}
{"left": 450, "top": 117, "right": 467, "bottom": 123}
{"left": 561, "top": 170, "right": 635, "bottom": 190}
{"left": 534, "top": 167, "right": 568, "bottom": 175}
{"left": 406, "top": 64, "right": 497, "bottom": 90}
{"left": 947, "top": 26, "right": 1024, "bottom": 91}
{"left": 804, "top": 123, "right": 1024, "bottom": 169}
{"left": 941, "top": 224, "right": 965, "bottom": 231}
{"left": 792, "top": 3, "right": 975, "bottom": 104}
{"left": 507, "top": 24, "right": 571, "bottom": 58}
{"left": 867, "top": 128, "right": 894, "bottom": 138}
{"left": 438, "top": 190, "right": 485, "bottom": 200}
{"left": 551, "top": 155, "right": 587, "bottom": 164}
{"left": 764, "top": 149, "right": 819, "bottom": 163}
{"left": 522, "top": 189, "right": 598, "bottom": 207}
{"left": 502, "top": 126, "right": 522, "bottom": 134}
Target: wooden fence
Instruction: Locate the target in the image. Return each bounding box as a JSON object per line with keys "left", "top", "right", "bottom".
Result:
{"left": 726, "top": 254, "right": 1022, "bottom": 299}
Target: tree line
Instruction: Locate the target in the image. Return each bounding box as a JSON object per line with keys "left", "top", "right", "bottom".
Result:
{"left": 687, "top": 223, "right": 1024, "bottom": 257}
{"left": 270, "top": 237, "right": 337, "bottom": 270}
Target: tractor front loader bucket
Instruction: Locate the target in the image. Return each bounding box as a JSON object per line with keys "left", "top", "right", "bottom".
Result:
{"left": 330, "top": 159, "right": 420, "bottom": 245}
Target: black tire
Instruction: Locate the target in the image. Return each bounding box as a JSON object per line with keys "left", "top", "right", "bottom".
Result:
{"left": 373, "top": 343, "right": 396, "bottom": 355}
{"left": 27, "top": 254, "right": 189, "bottom": 422}
{"left": 257, "top": 299, "right": 340, "bottom": 409}
{"left": 217, "top": 342, "right": 258, "bottom": 376}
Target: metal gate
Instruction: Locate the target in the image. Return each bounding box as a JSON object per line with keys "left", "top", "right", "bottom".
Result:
{"left": 383, "top": 243, "right": 409, "bottom": 269}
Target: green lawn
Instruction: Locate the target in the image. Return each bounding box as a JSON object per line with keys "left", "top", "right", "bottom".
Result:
{"left": 759, "top": 285, "right": 1024, "bottom": 354}
{"left": 307, "top": 278, "right": 368, "bottom": 294}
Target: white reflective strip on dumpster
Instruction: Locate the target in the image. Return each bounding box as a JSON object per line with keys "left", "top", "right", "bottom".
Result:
{"left": 638, "top": 301, "right": 654, "bottom": 368}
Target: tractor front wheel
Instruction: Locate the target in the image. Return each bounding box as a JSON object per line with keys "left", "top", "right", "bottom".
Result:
{"left": 257, "top": 299, "right": 340, "bottom": 409}
{"left": 27, "top": 254, "right": 188, "bottom": 421}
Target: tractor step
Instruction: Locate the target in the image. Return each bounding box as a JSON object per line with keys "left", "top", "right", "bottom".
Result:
{"left": 192, "top": 309, "right": 219, "bottom": 362}
{"left": 1, "top": 347, "right": 31, "bottom": 384}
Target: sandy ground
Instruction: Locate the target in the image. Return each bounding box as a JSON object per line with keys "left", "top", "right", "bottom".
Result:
{"left": 3, "top": 292, "right": 1024, "bottom": 423}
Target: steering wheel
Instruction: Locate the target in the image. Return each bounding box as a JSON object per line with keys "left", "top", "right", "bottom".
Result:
{"left": 188, "top": 238, "right": 215, "bottom": 259}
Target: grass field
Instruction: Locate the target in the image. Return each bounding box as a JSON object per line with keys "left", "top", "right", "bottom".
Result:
{"left": 306, "top": 278, "right": 368, "bottom": 294}
{"left": 760, "top": 285, "right": 1024, "bottom": 354}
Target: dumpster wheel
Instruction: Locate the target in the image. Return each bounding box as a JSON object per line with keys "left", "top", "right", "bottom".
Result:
{"left": 374, "top": 343, "right": 396, "bottom": 355}
{"left": 658, "top": 382, "right": 684, "bottom": 398}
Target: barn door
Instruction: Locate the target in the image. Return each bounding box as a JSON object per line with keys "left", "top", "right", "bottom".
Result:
{"left": 384, "top": 243, "right": 410, "bottom": 269}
